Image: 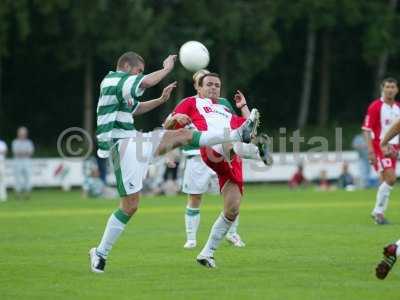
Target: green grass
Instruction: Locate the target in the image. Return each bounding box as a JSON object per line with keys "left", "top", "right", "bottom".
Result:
{"left": 0, "top": 185, "right": 399, "bottom": 300}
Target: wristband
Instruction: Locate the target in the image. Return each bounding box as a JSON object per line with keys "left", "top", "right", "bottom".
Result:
{"left": 239, "top": 104, "right": 247, "bottom": 109}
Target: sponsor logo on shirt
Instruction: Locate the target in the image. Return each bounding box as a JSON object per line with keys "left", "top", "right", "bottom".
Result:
{"left": 202, "top": 106, "right": 230, "bottom": 118}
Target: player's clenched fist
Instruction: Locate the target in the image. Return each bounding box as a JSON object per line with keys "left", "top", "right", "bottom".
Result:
{"left": 163, "top": 55, "right": 177, "bottom": 71}
{"left": 173, "top": 113, "right": 191, "bottom": 126}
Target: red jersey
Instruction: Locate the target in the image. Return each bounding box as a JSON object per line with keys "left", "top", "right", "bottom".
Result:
{"left": 362, "top": 98, "right": 400, "bottom": 145}
{"left": 172, "top": 96, "right": 247, "bottom": 193}
{"left": 172, "top": 96, "right": 244, "bottom": 132}
{"left": 362, "top": 98, "right": 400, "bottom": 172}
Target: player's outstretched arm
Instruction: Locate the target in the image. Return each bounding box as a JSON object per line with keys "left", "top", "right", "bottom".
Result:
{"left": 382, "top": 119, "right": 400, "bottom": 146}
{"left": 140, "top": 55, "right": 177, "bottom": 89}
{"left": 234, "top": 90, "right": 251, "bottom": 118}
{"left": 133, "top": 82, "right": 177, "bottom": 116}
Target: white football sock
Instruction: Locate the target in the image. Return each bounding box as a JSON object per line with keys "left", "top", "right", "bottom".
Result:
{"left": 227, "top": 215, "right": 239, "bottom": 236}
{"left": 233, "top": 143, "right": 260, "bottom": 160}
{"left": 199, "top": 213, "right": 233, "bottom": 258}
{"left": 96, "top": 209, "right": 130, "bottom": 258}
{"left": 373, "top": 182, "right": 393, "bottom": 215}
{"left": 199, "top": 130, "right": 241, "bottom": 146}
{"left": 185, "top": 207, "right": 200, "bottom": 241}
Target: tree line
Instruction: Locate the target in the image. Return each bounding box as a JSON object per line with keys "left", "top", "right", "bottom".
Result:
{"left": 0, "top": 0, "right": 399, "bottom": 152}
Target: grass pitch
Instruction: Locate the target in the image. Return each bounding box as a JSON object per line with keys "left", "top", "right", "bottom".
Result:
{"left": 0, "top": 185, "right": 399, "bottom": 300}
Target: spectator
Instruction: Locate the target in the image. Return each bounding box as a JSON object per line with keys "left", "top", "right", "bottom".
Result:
{"left": 337, "top": 162, "right": 355, "bottom": 190}
{"left": 82, "top": 159, "right": 117, "bottom": 199}
{"left": 352, "top": 133, "right": 371, "bottom": 188}
{"left": 12, "top": 127, "right": 34, "bottom": 199}
{"left": 316, "top": 170, "right": 331, "bottom": 191}
{"left": 289, "top": 164, "right": 308, "bottom": 188}
{"left": 0, "top": 138, "right": 7, "bottom": 202}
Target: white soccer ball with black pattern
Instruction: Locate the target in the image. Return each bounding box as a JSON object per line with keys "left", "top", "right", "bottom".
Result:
{"left": 179, "top": 41, "right": 210, "bottom": 72}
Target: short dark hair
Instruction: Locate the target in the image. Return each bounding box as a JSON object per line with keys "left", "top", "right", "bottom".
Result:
{"left": 198, "top": 72, "right": 221, "bottom": 87}
{"left": 381, "top": 77, "right": 398, "bottom": 87}
{"left": 117, "top": 51, "right": 145, "bottom": 69}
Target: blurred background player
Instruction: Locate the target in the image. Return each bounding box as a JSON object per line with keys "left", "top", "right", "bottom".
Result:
{"left": 180, "top": 69, "right": 246, "bottom": 249}
{"left": 12, "top": 126, "right": 34, "bottom": 199}
{"left": 0, "top": 137, "right": 7, "bottom": 202}
{"left": 362, "top": 77, "right": 400, "bottom": 225}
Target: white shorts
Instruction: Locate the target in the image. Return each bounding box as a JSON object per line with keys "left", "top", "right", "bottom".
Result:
{"left": 111, "top": 130, "right": 164, "bottom": 196}
{"left": 182, "top": 155, "right": 217, "bottom": 194}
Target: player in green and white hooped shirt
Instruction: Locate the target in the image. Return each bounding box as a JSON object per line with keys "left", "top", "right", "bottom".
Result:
{"left": 89, "top": 52, "right": 260, "bottom": 273}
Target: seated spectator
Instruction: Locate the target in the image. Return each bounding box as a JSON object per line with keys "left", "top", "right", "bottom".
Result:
{"left": 83, "top": 169, "right": 105, "bottom": 198}
{"left": 337, "top": 162, "right": 355, "bottom": 190}
{"left": 315, "top": 170, "right": 336, "bottom": 191}
{"left": 317, "top": 170, "right": 330, "bottom": 191}
{"left": 82, "top": 157, "right": 117, "bottom": 199}
{"left": 289, "top": 164, "right": 308, "bottom": 188}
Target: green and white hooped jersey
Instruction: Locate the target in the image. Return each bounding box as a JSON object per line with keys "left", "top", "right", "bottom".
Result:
{"left": 96, "top": 71, "right": 145, "bottom": 158}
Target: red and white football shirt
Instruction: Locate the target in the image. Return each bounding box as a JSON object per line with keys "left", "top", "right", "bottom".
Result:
{"left": 172, "top": 96, "right": 245, "bottom": 133}
{"left": 362, "top": 98, "right": 400, "bottom": 171}
{"left": 172, "top": 96, "right": 246, "bottom": 193}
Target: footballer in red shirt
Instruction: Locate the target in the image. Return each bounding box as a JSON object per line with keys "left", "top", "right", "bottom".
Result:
{"left": 165, "top": 72, "right": 260, "bottom": 268}
{"left": 362, "top": 77, "right": 400, "bottom": 224}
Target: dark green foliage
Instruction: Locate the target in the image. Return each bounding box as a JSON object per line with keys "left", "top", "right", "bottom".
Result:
{"left": 0, "top": 0, "right": 399, "bottom": 154}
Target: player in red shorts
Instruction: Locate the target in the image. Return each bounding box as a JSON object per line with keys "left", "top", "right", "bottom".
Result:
{"left": 165, "top": 72, "right": 260, "bottom": 268}
{"left": 362, "top": 77, "right": 400, "bottom": 224}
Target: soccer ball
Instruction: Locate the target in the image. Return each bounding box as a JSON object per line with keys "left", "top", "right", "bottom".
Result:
{"left": 179, "top": 41, "right": 210, "bottom": 72}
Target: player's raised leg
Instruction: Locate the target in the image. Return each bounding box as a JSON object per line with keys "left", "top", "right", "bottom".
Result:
{"left": 376, "top": 240, "right": 400, "bottom": 279}
{"left": 233, "top": 133, "right": 273, "bottom": 166}
{"left": 155, "top": 111, "right": 260, "bottom": 157}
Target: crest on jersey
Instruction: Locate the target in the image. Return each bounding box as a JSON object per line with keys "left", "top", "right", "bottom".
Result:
{"left": 203, "top": 106, "right": 213, "bottom": 113}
